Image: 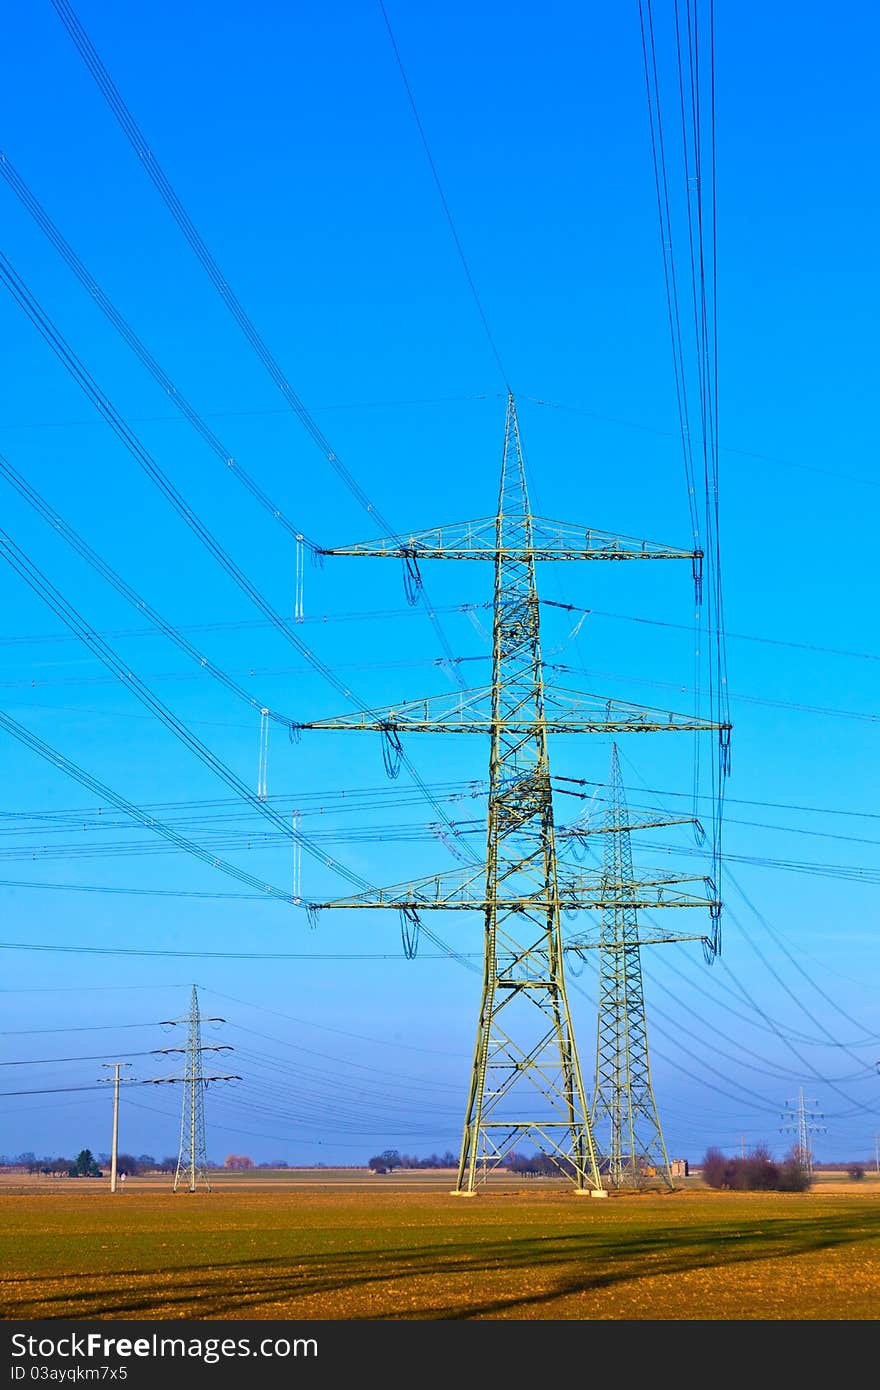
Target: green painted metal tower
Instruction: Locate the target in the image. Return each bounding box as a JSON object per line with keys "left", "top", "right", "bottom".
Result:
{"left": 590, "top": 744, "right": 673, "bottom": 1188}
{"left": 305, "top": 395, "right": 727, "bottom": 1193}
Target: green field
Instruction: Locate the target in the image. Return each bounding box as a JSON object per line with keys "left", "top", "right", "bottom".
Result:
{"left": 2, "top": 1177, "right": 880, "bottom": 1320}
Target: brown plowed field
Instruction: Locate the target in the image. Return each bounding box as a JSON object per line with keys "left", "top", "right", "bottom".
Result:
{"left": 2, "top": 1176, "right": 879, "bottom": 1320}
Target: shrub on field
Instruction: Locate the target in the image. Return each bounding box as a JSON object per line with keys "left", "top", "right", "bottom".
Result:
{"left": 700, "top": 1145, "right": 812, "bottom": 1192}
{"left": 777, "top": 1156, "right": 812, "bottom": 1192}
{"left": 847, "top": 1164, "right": 866, "bottom": 1181}
{"left": 701, "top": 1147, "right": 728, "bottom": 1189}
{"left": 40, "top": 1158, "right": 73, "bottom": 1178}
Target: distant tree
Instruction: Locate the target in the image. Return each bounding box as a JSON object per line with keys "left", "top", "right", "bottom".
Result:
{"left": 368, "top": 1149, "right": 402, "bottom": 1174}
{"left": 73, "top": 1149, "right": 101, "bottom": 1178}
{"left": 156, "top": 1156, "right": 178, "bottom": 1173}
{"left": 223, "top": 1154, "right": 254, "bottom": 1170}
{"left": 847, "top": 1164, "right": 866, "bottom": 1181}
{"left": 137, "top": 1154, "right": 157, "bottom": 1171}
{"left": 115, "top": 1154, "right": 141, "bottom": 1177}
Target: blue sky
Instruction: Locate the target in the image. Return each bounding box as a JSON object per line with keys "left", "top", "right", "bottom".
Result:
{"left": 0, "top": 1, "right": 878, "bottom": 1169}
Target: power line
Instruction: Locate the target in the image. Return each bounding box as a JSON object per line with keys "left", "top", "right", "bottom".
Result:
{"left": 548, "top": 658, "right": 879, "bottom": 725}
{"left": 0, "top": 708, "right": 301, "bottom": 904}
{"left": 0, "top": 252, "right": 475, "bottom": 857}
{"left": 0, "top": 151, "right": 318, "bottom": 553}
{"left": 525, "top": 394, "right": 880, "bottom": 492}
{"left": 375, "top": 0, "right": 510, "bottom": 389}
{"left": 0, "top": 393, "right": 501, "bottom": 432}
{"left": 0, "top": 602, "right": 489, "bottom": 650}
{"left": 48, "top": 0, "right": 466, "bottom": 686}
{"left": 1, "top": 1022, "right": 157, "bottom": 1036}
{"left": 2, "top": 777, "right": 874, "bottom": 830}
{"left": 0, "top": 522, "right": 398, "bottom": 894}
{"left": 716, "top": 922, "right": 880, "bottom": 1119}
{"left": 657, "top": 938, "right": 880, "bottom": 1050}
{"left": 0, "top": 939, "right": 482, "bottom": 961}
{"left": 555, "top": 775, "right": 880, "bottom": 825}
{"left": 0, "top": 451, "right": 294, "bottom": 730}
{"left": 204, "top": 988, "right": 468, "bottom": 1059}
{"left": 541, "top": 597, "right": 880, "bottom": 665}
{"left": 0, "top": 1050, "right": 165, "bottom": 1066}
{"left": 727, "top": 871, "right": 879, "bottom": 1045}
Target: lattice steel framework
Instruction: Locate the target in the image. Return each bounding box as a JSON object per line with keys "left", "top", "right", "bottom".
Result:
{"left": 588, "top": 745, "right": 675, "bottom": 1188}
{"left": 174, "top": 986, "right": 210, "bottom": 1192}
{"left": 146, "top": 989, "right": 237, "bottom": 1193}
{"left": 781, "top": 1088, "right": 825, "bottom": 1174}
{"left": 306, "top": 395, "right": 728, "bottom": 1193}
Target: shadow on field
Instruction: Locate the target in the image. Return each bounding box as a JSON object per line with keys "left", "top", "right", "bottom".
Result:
{"left": 12, "top": 1204, "right": 880, "bottom": 1320}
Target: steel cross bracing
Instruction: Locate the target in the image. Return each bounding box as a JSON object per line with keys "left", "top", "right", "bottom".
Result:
{"left": 154, "top": 986, "right": 237, "bottom": 1194}
{"left": 308, "top": 395, "right": 729, "bottom": 1194}
{"left": 580, "top": 745, "right": 697, "bottom": 1191}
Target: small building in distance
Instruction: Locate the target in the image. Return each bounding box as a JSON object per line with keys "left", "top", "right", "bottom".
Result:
{"left": 670, "top": 1158, "right": 689, "bottom": 1178}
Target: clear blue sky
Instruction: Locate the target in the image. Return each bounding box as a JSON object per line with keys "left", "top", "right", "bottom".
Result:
{"left": 1, "top": 1, "right": 878, "bottom": 1169}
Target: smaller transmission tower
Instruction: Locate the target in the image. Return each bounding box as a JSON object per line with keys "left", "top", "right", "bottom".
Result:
{"left": 781, "top": 1088, "right": 825, "bottom": 1173}
{"left": 582, "top": 745, "right": 701, "bottom": 1189}
{"left": 151, "top": 987, "right": 238, "bottom": 1193}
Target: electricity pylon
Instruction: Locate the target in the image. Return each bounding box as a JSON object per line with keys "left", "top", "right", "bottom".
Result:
{"left": 151, "top": 986, "right": 238, "bottom": 1193}
{"left": 305, "top": 395, "right": 729, "bottom": 1193}
{"left": 781, "top": 1088, "right": 825, "bottom": 1173}
{"left": 582, "top": 744, "right": 684, "bottom": 1189}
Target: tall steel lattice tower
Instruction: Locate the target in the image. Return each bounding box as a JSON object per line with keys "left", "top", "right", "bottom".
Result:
{"left": 174, "top": 986, "right": 210, "bottom": 1192}
{"left": 587, "top": 743, "right": 692, "bottom": 1189}
{"left": 153, "top": 987, "right": 237, "bottom": 1193}
{"left": 305, "top": 395, "right": 728, "bottom": 1193}
{"left": 781, "top": 1088, "right": 825, "bottom": 1174}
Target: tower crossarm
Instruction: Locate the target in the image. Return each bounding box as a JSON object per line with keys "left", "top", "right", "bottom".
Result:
{"left": 559, "top": 814, "right": 697, "bottom": 838}
{"left": 321, "top": 515, "right": 700, "bottom": 565}
{"left": 296, "top": 684, "right": 730, "bottom": 737}
{"left": 145, "top": 1074, "right": 241, "bottom": 1085}
{"left": 567, "top": 927, "right": 708, "bottom": 949}
{"left": 310, "top": 866, "right": 718, "bottom": 914}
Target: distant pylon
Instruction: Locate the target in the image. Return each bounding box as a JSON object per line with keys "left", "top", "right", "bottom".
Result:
{"left": 781, "top": 1087, "right": 825, "bottom": 1173}
{"left": 175, "top": 986, "right": 211, "bottom": 1192}
{"left": 590, "top": 745, "right": 672, "bottom": 1189}
{"left": 151, "top": 987, "right": 237, "bottom": 1193}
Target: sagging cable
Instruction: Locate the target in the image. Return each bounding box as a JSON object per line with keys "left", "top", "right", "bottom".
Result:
{"left": 401, "top": 549, "right": 423, "bottom": 606}
{"left": 381, "top": 725, "right": 403, "bottom": 780}
{"left": 400, "top": 906, "right": 421, "bottom": 960}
